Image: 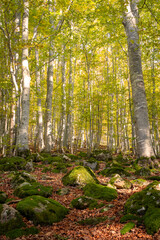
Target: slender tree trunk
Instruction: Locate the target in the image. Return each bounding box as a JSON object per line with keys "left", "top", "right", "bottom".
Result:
{"left": 35, "top": 47, "right": 44, "bottom": 151}
{"left": 123, "top": 0, "right": 154, "bottom": 157}
{"left": 44, "top": 0, "right": 54, "bottom": 152}
{"left": 17, "top": 0, "right": 31, "bottom": 156}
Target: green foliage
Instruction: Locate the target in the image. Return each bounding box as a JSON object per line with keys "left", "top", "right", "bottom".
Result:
{"left": 83, "top": 183, "right": 117, "bottom": 201}
{"left": 62, "top": 166, "right": 99, "bottom": 186}
{"left": 5, "top": 227, "right": 39, "bottom": 239}
{"left": 120, "top": 222, "right": 135, "bottom": 235}
{"left": 78, "top": 216, "right": 108, "bottom": 226}
{"left": 16, "top": 195, "right": 69, "bottom": 225}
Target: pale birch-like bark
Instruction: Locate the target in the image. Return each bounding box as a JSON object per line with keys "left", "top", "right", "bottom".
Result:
{"left": 44, "top": 0, "right": 54, "bottom": 152}
{"left": 17, "top": 0, "right": 31, "bottom": 155}
{"left": 123, "top": 0, "right": 154, "bottom": 157}
{"left": 35, "top": 47, "right": 44, "bottom": 151}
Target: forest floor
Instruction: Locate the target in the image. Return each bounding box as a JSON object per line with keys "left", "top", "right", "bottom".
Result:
{"left": 0, "top": 155, "right": 160, "bottom": 240}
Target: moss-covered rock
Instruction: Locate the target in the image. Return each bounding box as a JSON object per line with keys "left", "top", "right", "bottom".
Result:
{"left": 71, "top": 196, "right": 104, "bottom": 210}
{"left": 131, "top": 178, "right": 148, "bottom": 187}
{"left": 99, "top": 167, "right": 131, "bottom": 177}
{"left": 62, "top": 166, "right": 99, "bottom": 187}
{"left": 5, "top": 227, "right": 39, "bottom": 239}
{"left": 0, "top": 204, "right": 24, "bottom": 235}
{"left": 78, "top": 216, "right": 108, "bottom": 225}
{"left": 14, "top": 182, "right": 53, "bottom": 198}
{"left": 0, "top": 191, "right": 7, "bottom": 203}
{"left": 135, "top": 167, "right": 151, "bottom": 176}
{"left": 120, "top": 213, "right": 142, "bottom": 224}
{"left": 109, "top": 174, "right": 132, "bottom": 189}
{"left": 0, "top": 157, "right": 26, "bottom": 171}
{"left": 144, "top": 207, "right": 160, "bottom": 235}
{"left": 147, "top": 176, "right": 160, "bottom": 181}
{"left": 16, "top": 195, "right": 69, "bottom": 225}
{"left": 83, "top": 183, "right": 117, "bottom": 201}
{"left": 11, "top": 172, "right": 36, "bottom": 188}
{"left": 124, "top": 181, "right": 160, "bottom": 215}
{"left": 83, "top": 159, "right": 99, "bottom": 170}
{"left": 120, "top": 222, "right": 135, "bottom": 235}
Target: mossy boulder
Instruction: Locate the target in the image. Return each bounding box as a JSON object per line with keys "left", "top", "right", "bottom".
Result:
{"left": 135, "top": 167, "right": 151, "bottom": 176}
{"left": 16, "top": 195, "right": 69, "bottom": 225}
{"left": 100, "top": 167, "right": 131, "bottom": 177}
{"left": 0, "top": 191, "right": 7, "bottom": 203}
{"left": 144, "top": 207, "right": 160, "bottom": 235}
{"left": 124, "top": 181, "right": 160, "bottom": 215}
{"left": 11, "top": 172, "right": 36, "bottom": 188}
{"left": 5, "top": 227, "right": 39, "bottom": 239}
{"left": 0, "top": 204, "right": 24, "bottom": 235}
{"left": 83, "top": 183, "right": 117, "bottom": 201}
{"left": 14, "top": 182, "right": 53, "bottom": 198}
{"left": 71, "top": 196, "right": 103, "bottom": 210}
{"left": 131, "top": 178, "right": 149, "bottom": 187}
{"left": 0, "top": 157, "right": 26, "bottom": 171}
{"left": 62, "top": 166, "right": 99, "bottom": 187}
{"left": 109, "top": 174, "right": 132, "bottom": 189}
{"left": 78, "top": 216, "right": 108, "bottom": 225}
{"left": 83, "top": 159, "right": 99, "bottom": 170}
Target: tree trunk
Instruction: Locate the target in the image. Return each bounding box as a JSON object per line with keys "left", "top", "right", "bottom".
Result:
{"left": 17, "top": 0, "right": 30, "bottom": 156}
{"left": 44, "top": 0, "right": 54, "bottom": 152}
{"left": 123, "top": 0, "right": 154, "bottom": 157}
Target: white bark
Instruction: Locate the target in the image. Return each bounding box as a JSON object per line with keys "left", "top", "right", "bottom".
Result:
{"left": 17, "top": 0, "right": 31, "bottom": 155}
{"left": 123, "top": 0, "right": 154, "bottom": 157}
{"left": 44, "top": 0, "right": 54, "bottom": 152}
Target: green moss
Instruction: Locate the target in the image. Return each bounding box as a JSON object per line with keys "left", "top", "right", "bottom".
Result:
{"left": 11, "top": 172, "right": 36, "bottom": 188}
{"left": 14, "top": 182, "right": 53, "bottom": 198}
{"left": 42, "top": 166, "right": 53, "bottom": 173}
{"left": 53, "top": 234, "right": 69, "bottom": 240}
{"left": 147, "top": 176, "right": 160, "bottom": 181}
{"left": 71, "top": 196, "right": 104, "bottom": 210}
{"left": 135, "top": 167, "right": 151, "bottom": 176}
{"left": 120, "top": 222, "right": 135, "bottom": 235}
{"left": 0, "top": 191, "right": 7, "bottom": 203}
{"left": 100, "top": 167, "right": 131, "bottom": 177}
{"left": 109, "top": 174, "right": 132, "bottom": 189}
{"left": 83, "top": 183, "right": 117, "bottom": 201}
{"left": 77, "top": 152, "right": 88, "bottom": 158}
{"left": 40, "top": 154, "right": 63, "bottom": 164}
{"left": 120, "top": 214, "right": 142, "bottom": 223}
{"left": 78, "top": 216, "right": 108, "bottom": 225}
{"left": 144, "top": 207, "right": 160, "bottom": 235}
{"left": 16, "top": 195, "right": 69, "bottom": 225}
{"left": 0, "top": 157, "right": 26, "bottom": 171}
{"left": 62, "top": 166, "right": 99, "bottom": 186}
{"left": 66, "top": 154, "right": 79, "bottom": 160}
{"left": 131, "top": 178, "right": 147, "bottom": 186}
{"left": 0, "top": 204, "right": 25, "bottom": 235}
{"left": 5, "top": 227, "right": 39, "bottom": 239}
{"left": 124, "top": 181, "right": 160, "bottom": 215}
{"left": 52, "top": 163, "right": 67, "bottom": 173}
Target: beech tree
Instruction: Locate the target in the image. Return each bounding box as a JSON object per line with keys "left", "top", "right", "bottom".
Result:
{"left": 122, "top": 0, "right": 155, "bottom": 157}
